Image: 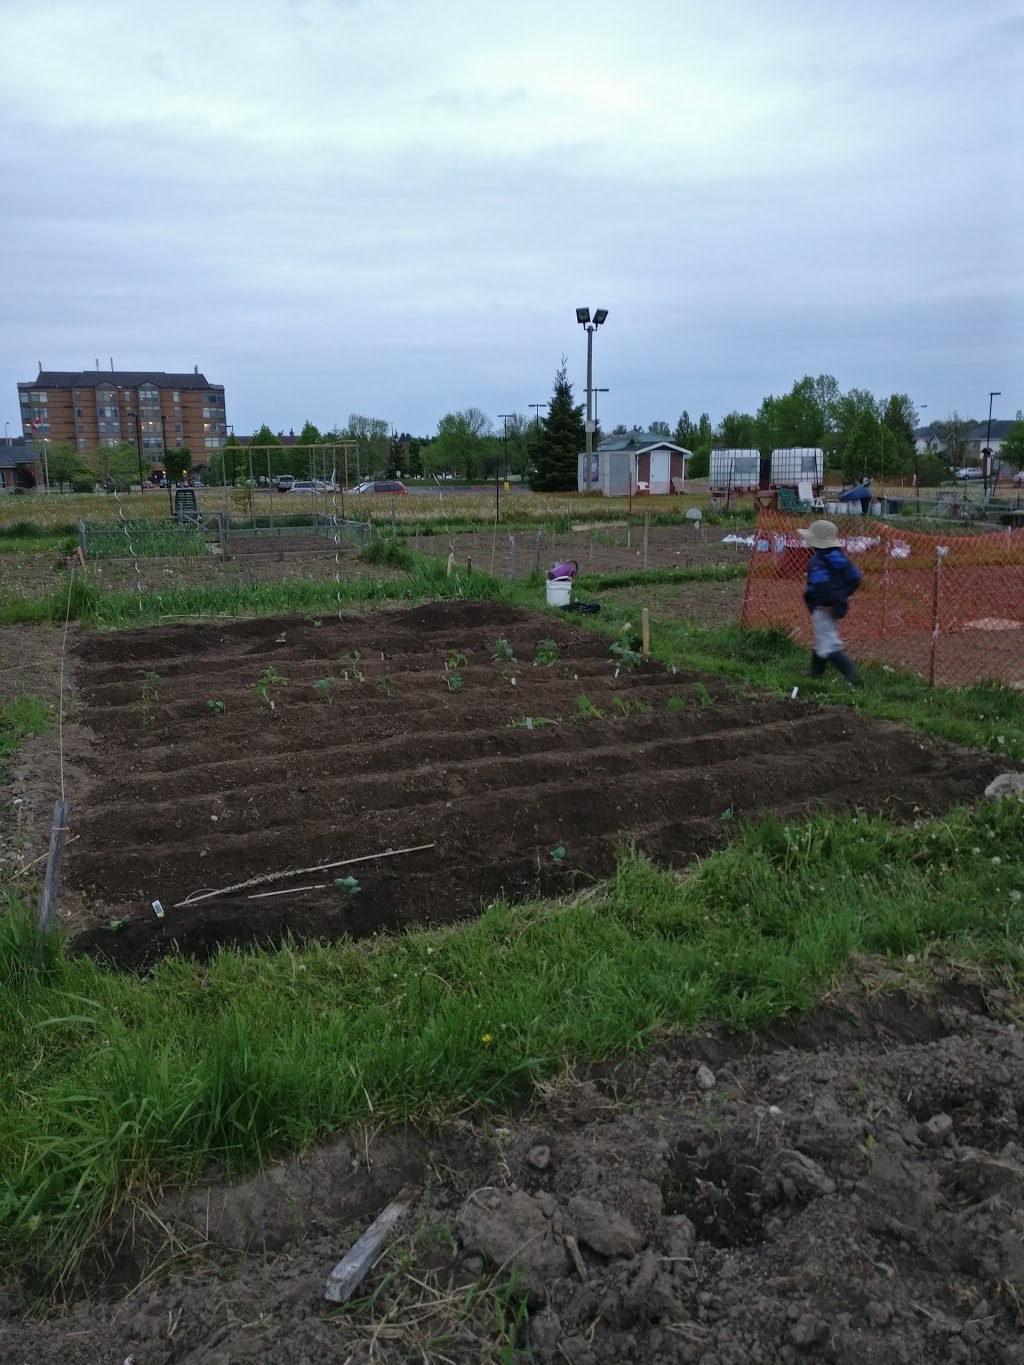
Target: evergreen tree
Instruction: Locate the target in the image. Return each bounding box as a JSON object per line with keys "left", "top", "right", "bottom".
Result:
{"left": 531, "top": 358, "right": 586, "bottom": 491}
{"left": 673, "top": 411, "right": 697, "bottom": 448}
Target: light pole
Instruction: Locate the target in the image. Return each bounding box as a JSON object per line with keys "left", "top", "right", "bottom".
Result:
{"left": 530, "top": 403, "right": 544, "bottom": 431}
{"left": 914, "top": 403, "right": 927, "bottom": 498}
{"left": 126, "top": 412, "right": 144, "bottom": 492}
{"left": 983, "top": 391, "right": 1001, "bottom": 499}
{"left": 576, "top": 307, "right": 609, "bottom": 462}
{"left": 497, "top": 413, "right": 511, "bottom": 519}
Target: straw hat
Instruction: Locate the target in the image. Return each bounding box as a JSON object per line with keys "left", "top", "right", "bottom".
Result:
{"left": 798, "top": 520, "right": 842, "bottom": 550}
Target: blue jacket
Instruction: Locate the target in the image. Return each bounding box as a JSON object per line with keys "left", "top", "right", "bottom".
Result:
{"left": 804, "top": 548, "right": 861, "bottom": 620}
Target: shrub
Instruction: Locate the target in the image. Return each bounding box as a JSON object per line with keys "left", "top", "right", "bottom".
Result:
{"left": 360, "top": 536, "right": 414, "bottom": 571}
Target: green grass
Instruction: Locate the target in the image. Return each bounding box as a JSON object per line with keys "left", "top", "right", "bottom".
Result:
{"left": 576, "top": 564, "right": 747, "bottom": 591}
{"left": 0, "top": 556, "right": 504, "bottom": 628}
{"left": 0, "top": 536, "right": 69, "bottom": 555}
{"left": 0, "top": 696, "right": 52, "bottom": 779}
{"left": 1, "top": 799, "right": 1022, "bottom": 1287}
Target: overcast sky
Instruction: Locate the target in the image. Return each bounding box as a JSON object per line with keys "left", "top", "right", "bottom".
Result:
{"left": 1, "top": 0, "right": 1020, "bottom": 438}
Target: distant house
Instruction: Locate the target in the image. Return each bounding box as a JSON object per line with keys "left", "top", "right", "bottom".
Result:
{"left": 579, "top": 430, "right": 692, "bottom": 496}
{"left": 967, "top": 420, "right": 1015, "bottom": 458}
{"left": 0, "top": 438, "right": 42, "bottom": 492}
{"left": 914, "top": 424, "right": 947, "bottom": 455}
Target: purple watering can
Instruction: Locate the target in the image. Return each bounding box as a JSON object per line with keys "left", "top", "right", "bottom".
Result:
{"left": 546, "top": 560, "right": 579, "bottom": 581}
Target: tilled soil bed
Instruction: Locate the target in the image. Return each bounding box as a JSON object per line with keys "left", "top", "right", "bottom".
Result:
{"left": 67, "top": 601, "right": 1004, "bottom": 968}
{"left": 4, "top": 978, "right": 1023, "bottom": 1363}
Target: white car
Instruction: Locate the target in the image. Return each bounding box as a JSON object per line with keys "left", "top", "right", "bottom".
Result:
{"left": 954, "top": 467, "right": 984, "bottom": 482}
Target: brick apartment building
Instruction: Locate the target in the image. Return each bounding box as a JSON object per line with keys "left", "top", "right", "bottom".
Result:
{"left": 16, "top": 369, "right": 227, "bottom": 475}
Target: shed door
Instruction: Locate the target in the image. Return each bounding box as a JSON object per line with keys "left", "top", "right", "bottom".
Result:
{"left": 649, "top": 450, "right": 671, "bottom": 494}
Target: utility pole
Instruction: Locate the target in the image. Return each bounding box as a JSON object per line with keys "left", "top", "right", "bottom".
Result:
{"left": 497, "top": 413, "right": 511, "bottom": 519}
{"left": 984, "top": 391, "right": 1001, "bottom": 500}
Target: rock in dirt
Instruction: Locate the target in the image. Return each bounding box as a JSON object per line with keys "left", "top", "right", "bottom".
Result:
{"left": 765, "top": 1149, "right": 836, "bottom": 1203}
{"left": 655, "top": 1213, "right": 697, "bottom": 1260}
{"left": 567, "top": 1195, "right": 646, "bottom": 1258}
{"left": 788, "top": 1312, "right": 828, "bottom": 1347}
{"left": 695, "top": 1063, "right": 716, "bottom": 1091}
{"left": 955, "top": 1144, "right": 1024, "bottom": 1203}
{"left": 457, "top": 1189, "right": 567, "bottom": 1285}
{"left": 919, "top": 1112, "right": 954, "bottom": 1145}
{"left": 984, "top": 772, "right": 1024, "bottom": 799}
{"left": 527, "top": 1144, "right": 552, "bottom": 1170}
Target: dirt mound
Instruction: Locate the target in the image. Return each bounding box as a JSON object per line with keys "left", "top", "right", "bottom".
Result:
{"left": 5, "top": 981, "right": 1023, "bottom": 1362}
{"left": 63, "top": 601, "right": 1005, "bottom": 968}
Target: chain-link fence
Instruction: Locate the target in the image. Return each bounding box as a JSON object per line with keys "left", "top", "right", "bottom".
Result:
{"left": 741, "top": 512, "right": 1024, "bottom": 687}
{"left": 79, "top": 519, "right": 210, "bottom": 559}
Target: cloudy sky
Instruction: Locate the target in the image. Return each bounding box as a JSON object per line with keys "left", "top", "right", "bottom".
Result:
{"left": 1, "top": 0, "right": 1020, "bottom": 438}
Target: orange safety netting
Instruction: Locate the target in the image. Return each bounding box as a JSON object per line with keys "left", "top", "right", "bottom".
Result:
{"left": 740, "top": 513, "right": 1024, "bottom": 688}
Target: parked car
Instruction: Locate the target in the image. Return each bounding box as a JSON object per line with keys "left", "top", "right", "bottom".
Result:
{"left": 276, "top": 474, "right": 295, "bottom": 491}
{"left": 345, "top": 480, "right": 409, "bottom": 495}
{"left": 286, "top": 479, "right": 336, "bottom": 493}
{"left": 954, "top": 467, "right": 984, "bottom": 481}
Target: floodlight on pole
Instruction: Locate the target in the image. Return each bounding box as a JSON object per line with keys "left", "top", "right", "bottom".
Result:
{"left": 576, "top": 306, "right": 609, "bottom": 461}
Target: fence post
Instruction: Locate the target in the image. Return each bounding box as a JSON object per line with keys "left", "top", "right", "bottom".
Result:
{"left": 643, "top": 513, "right": 649, "bottom": 570}
{"left": 391, "top": 497, "right": 397, "bottom": 540}
{"left": 218, "top": 511, "right": 227, "bottom": 559}
{"left": 533, "top": 528, "right": 543, "bottom": 575}
{"left": 37, "top": 799, "right": 71, "bottom": 939}
{"left": 78, "top": 520, "right": 87, "bottom": 560}
{"left": 880, "top": 537, "right": 891, "bottom": 638}
{"left": 509, "top": 533, "right": 517, "bottom": 579}
{"left": 929, "top": 546, "right": 942, "bottom": 685}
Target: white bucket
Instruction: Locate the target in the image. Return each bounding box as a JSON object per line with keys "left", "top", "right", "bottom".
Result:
{"left": 546, "top": 577, "right": 573, "bottom": 607}
{"left": 825, "top": 502, "right": 839, "bottom": 515}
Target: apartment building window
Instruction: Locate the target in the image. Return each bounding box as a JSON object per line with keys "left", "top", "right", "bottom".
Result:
{"left": 175, "top": 422, "right": 182, "bottom": 433}
{"left": 76, "top": 423, "right": 84, "bottom": 434}
{"left": 77, "top": 438, "right": 87, "bottom": 451}
{"left": 205, "top": 437, "right": 224, "bottom": 449}
{"left": 172, "top": 391, "right": 180, "bottom": 403}
{"left": 75, "top": 407, "right": 83, "bottom": 417}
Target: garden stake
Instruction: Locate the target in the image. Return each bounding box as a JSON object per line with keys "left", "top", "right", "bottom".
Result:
{"left": 175, "top": 842, "right": 436, "bottom": 907}
{"left": 642, "top": 608, "right": 650, "bottom": 656}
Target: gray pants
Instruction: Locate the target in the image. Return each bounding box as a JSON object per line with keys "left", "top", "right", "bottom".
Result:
{"left": 811, "top": 607, "right": 843, "bottom": 658}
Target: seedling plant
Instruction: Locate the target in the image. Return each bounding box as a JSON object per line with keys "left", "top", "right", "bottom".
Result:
{"left": 252, "top": 666, "right": 288, "bottom": 711}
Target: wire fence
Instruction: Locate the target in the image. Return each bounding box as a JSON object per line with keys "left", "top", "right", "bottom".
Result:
{"left": 741, "top": 512, "right": 1024, "bottom": 687}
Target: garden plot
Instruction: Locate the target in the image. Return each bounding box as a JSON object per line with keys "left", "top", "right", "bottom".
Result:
{"left": 68, "top": 601, "right": 1003, "bottom": 968}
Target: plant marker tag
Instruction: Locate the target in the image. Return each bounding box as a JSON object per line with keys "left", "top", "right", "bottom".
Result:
{"left": 525, "top": 716, "right": 534, "bottom": 730}
{"left": 152, "top": 899, "right": 165, "bottom": 919}
{"left": 790, "top": 686, "right": 799, "bottom": 700}
{"left": 510, "top": 676, "right": 517, "bottom": 686}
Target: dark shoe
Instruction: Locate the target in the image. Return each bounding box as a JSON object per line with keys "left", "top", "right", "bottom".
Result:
{"left": 809, "top": 652, "right": 826, "bottom": 678}
{"left": 831, "top": 652, "right": 862, "bottom": 685}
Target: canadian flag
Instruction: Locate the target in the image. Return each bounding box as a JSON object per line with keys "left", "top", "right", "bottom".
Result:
{"left": 29, "top": 418, "right": 41, "bottom": 432}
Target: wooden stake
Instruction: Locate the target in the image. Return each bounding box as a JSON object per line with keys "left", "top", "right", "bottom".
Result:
{"left": 446, "top": 551, "right": 454, "bottom": 578}
{"left": 641, "top": 607, "right": 650, "bottom": 656}
{"left": 324, "top": 1187, "right": 419, "bottom": 1303}
{"left": 175, "top": 842, "right": 437, "bottom": 908}
{"left": 37, "top": 799, "right": 71, "bottom": 936}
{"left": 643, "top": 512, "right": 649, "bottom": 569}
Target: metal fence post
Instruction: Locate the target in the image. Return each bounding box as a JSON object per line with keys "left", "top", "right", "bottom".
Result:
{"left": 533, "top": 528, "right": 544, "bottom": 575}
{"left": 509, "top": 533, "right": 517, "bottom": 579}
{"left": 78, "top": 520, "right": 86, "bottom": 560}
{"left": 929, "top": 546, "right": 942, "bottom": 685}
{"left": 880, "top": 537, "right": 891, "bottom": 639}
{"left": 391, "top": 497, "right": 397, "bottom": 540}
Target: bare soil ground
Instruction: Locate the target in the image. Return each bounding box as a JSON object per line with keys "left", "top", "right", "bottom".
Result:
{"left": 56, "top": 601, "right": 1004, "bottom": 969}
{"left": 598, "top": 579, "right": 747, "bottom": 629}
{"left": 3, "top": 976, "right": 1023, "bottom": 1364}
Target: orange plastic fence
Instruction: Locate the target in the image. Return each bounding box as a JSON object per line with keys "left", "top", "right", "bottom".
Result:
{"left": 740, "top": 513, "right": 1024, "bottom": 688}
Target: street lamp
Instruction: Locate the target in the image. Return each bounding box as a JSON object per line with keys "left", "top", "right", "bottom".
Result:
{"left": 576, "top": 307, "right": 609, "bottom": 462}
{"left": 983, "top": 391, "right": 1001, "bottom": 498}
{"left": 126, "top": 412, "right": 144, "bottom": 492}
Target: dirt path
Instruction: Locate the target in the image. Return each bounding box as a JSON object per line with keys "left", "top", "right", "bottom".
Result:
{"left": 61, "top": 601, "right": 1004, "bottom": 968}
{"left": 4, "top": 975, "right": 1022, "bottom": 1363}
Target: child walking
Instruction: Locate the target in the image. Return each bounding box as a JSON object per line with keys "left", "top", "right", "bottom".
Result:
{"left": 798, "top": 520, "right": 862, "bottom": 683}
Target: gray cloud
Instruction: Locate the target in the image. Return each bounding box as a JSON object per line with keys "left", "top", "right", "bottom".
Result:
{"left": 0, "top": 0, "right": 1020, "bottom": 436}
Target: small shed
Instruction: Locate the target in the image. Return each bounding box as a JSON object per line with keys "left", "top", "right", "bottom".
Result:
{"left": 579, "top": 432, "right": 692, "bottom": 496}
{"left": 0, "top": 443, "right": 42, "bottom": 492}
